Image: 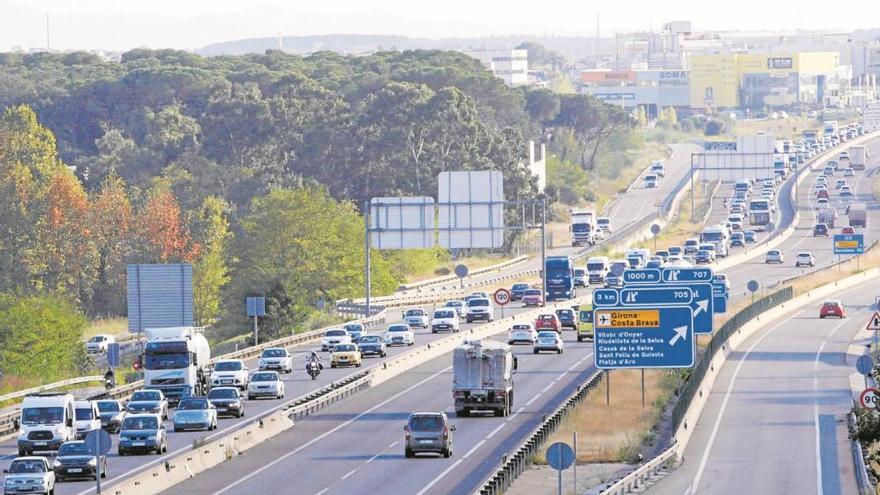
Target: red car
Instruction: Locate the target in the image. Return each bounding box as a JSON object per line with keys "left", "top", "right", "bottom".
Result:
{"left": 819, "top": 300, "right": 846, "bottom": 319}
{"left": 521, "top": 288, "right": 545, "bottom": 307}
{"left": 816, "top": 189, "right": 829, "bottom": 200}
{"left": 842, "top": 226, "right": 856, "bottom": 234}
{"left": 535, "top": 314, "right": 561, "bottom": 332}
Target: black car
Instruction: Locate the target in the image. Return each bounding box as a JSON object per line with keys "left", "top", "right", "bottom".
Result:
{"left": 95, "top": 400, "right": 125, "bottom": 433}
{"left": 695, "top": 250, "right": 712, "bottom": 264}
{"left": 54, "top": 441, "right": 107, "bottom": 481}
{"left": 554, "top": 309, "right": 579, "bottom": 331}
{"left": 357, "top": 335, "right": 387, "bottom": 357}
{"left": 510, "top": 283, "right": 530, "bottom": 301}
{"left": 207, "top": 387, "right": 245, "bottom": 418}
{"left": 812, "top": 223, "right": 829, "bottom": 237}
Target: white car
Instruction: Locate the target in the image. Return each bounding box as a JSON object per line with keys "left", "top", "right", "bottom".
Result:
{"left": 431, "top": 309, "right": 460, "bottom": 334}
{"left": 210, "top": 359, "right": 250, "bottom": 390}
{"left": 465, "top": 297, "right": 494, "bottom": 323}
{"left": 3, "top": 457, "right": 55, "bottom": 495}
{"left": 765, "top": 250, "right": 784, "bottom": 264}
{"left": 384, "top": 324, "right": 415, "bottom": 347}
{"left": 533, "top": 331, "right": 564, "bottom": 354}
{"left": 247, "top": 371, "right": 285, "bottom": 400}
{"left": 796, "top": 252, "right": 815, "bottom": 267}
{"left": 86, "top": 334, "right": 115, "bottom": 354}
{"left": 321, "top": 328, "right": 352, "bottom": 352}
{"left": 73, "top": 400, "right": 101, "bottom": 440}
{"left": 508, "top": 323, "right": 538, "bottom": 345}
{"left": 402, "top": 308, "right": 429, "bottom": 329}
{"left": 444, "top": 300, "right": 466, "bottom": 317}
{"left": 713, "top": 274, "right": 731, "bottom": 292}
{"left": 816, "top": 198, "right": 830, "bottom": 209}
{"left": 258, "top": 348, "right": 293, "bottom": 373}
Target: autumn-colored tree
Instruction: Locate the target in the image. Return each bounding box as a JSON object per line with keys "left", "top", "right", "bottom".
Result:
{"left": 89, "top": 175, "right": 133, "bottom": 315}
{"left": 135, "top": 186, "right": 199, "bottom": 263}
{"left": 34, "top": 170, "right": 98, "bottom": 303}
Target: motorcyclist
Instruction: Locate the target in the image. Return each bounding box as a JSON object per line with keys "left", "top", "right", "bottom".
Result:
{"left": 104, "top": 367, "right": 116, "bottom": 389}
{"left": 306, "top": 351, "right": 323, "bottom": 371}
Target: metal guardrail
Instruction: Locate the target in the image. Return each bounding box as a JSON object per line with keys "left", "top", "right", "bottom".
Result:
{"left": 0, "top": 375, "right": 103, "bottom": 404}
{"left": 396, "top": 256, "right": 529, "bottom": 292}
{"left": 598, "top": 445, "right": 678, "bottom": 494}
{"left": 476, "top": 369, "right": 605, "bottom": 495}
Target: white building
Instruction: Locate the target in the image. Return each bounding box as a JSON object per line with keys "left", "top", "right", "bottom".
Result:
{"left": 462, "top": 49, "right": 529, "bottom": 87}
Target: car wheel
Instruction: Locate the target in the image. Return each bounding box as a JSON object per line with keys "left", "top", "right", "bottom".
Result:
{"left": 248, "top": 395, "right": 255, "bottom": 400}
{"left": 331, "top": 364, "right": 336, "bottom": 369}
{"left": 405, "top": 448, "right": 414, "bottom": 458}
{"left": 456, "top": 409, "right": 469, "bottom": 418}
{"left": 101, "top": 463, "right": 108, "bottom": 478}
{"left": 174, "top": 426, "right": 180, "bottom": 432}
{"left": 533, "top": 349, "right": 539, "bottom": 354}
{"left": 443, "top": 448, "right": 451, "bottom": 458}
{"left": 118, "top": 449, "right": 125, "bottom": 456}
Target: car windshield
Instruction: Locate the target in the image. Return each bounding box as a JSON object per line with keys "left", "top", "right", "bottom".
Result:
{"left": 144, "top": 352, "right": 190, "bottom": 370}
{"left": 405, "top": 309, "right": 424, "bottom": 316}
{"left": 334, "top": 344, "right": 356, "bottom": 352}
{"left": 21, "top": 407, "right": 63, "bottom": 425}
{"left": 88, "top": 336, "right": 105, "bottom": 343}
{"left": 388, "top": 325, "right": 409, "bottom": 332}
{"left": 434, "top": 310, "right": 455, "bottom": 319}
{"left": 359, "top": 336, "right": 380, "bottom": 344}
{"left": 96, "top": 401, "right": 120, "bottom": 413}
{"left": 511, "top": 325, "right": 531, "bottom": 331}
{"left": 122, "top": 416, "right": 158, "bottom": 430}
{"left": 538, "top": 331, "right": 557, "bottom": 338}
{"left": 326, "top": 330, "right": 347, "bottom": 337}
{"left": 512, "top": 284, "right": 529, "bottom": 290}
{"left": 798, "top": 253, "right": 811, "bottom": 258}
{"left": 445, "top": 301, "right": 462, "bottom": 307}
{"left": 131, "top": 391, "right": 161, "bottom": 402}
{"left": 538, "top": 315, "right": 555, "bottom": 321}
{"left": 769, "top": 251, "right": 780, "bottom": 255}
{"left": 8, "top": 460, "right": 46, "bottom": 474}
{"left": 524, "top": 289, "right": 541, "bottom": 296}
{"left": 75, "top": 408, "right": 93, "bottom": 420}
{"left": 251, "top": 372, "right": 277, "bottom": 382}
{"left": 574, "top": 269, "right": 586, "bottom": 276}
{"left": 58, "top": 442, "right": 90, "bottom": 456}
{"left": 468, "top": 299, "right": 489, "bottom": 307}
{"left": 556, "top": 310, "right": 573, "bottom": 318}
{"left": 177, "top": 399, "right": 208, "bottom": 410}
{"left": 213, "top": 361, "right": 242, "bottom": 371}
{"left": 344, "top": 324, "right": 363, "bottom": 332}
{"left": 409, "top": 415, "right": 444, "bottom": 431}
{"left": 207, "top": 388, "right": 239, "bottom": 399}
{"left": 261, "top": 349, "right": 286, "bottom": 358}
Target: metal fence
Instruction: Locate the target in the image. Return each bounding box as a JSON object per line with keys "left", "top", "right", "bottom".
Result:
{"left": 670, "top": 286, "right": 794, "bottom": 431}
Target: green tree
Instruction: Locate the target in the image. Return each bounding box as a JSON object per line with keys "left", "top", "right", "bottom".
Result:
{"left": 524, "top": 89, "right": 560, "bottom": 125}
{"left": 0, "top": 294, "right": 88, "bottom": 381}
{"left": 553, "top": 94, "right": 634, "bottom": 171}
{"left": 191, "top": 196, "right": 230, "bottom": 326}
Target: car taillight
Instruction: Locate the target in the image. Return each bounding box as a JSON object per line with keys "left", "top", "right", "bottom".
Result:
{"left": 443, "top": 427, "right": 449, "bottom": 439}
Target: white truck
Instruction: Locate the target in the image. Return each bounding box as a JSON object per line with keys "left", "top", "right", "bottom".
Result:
{"left": 17, "top": 393, "right": 76, "bottom": 456}
{"left": 569, "top": 209, "right": 597, "bottom": 247}
{"left": 142, "top": 327, "right": 211, "bottom": 404}
{"left": 452, "top": 340, "right": 517, "bottom": 417}
{"left": 586, "top": 256, "right": 610, "bottom": 285}
{"left": 849, "top": 145, "right": 868, "bottom": 171}
{"left": 699, "top": 227, "right": 730, "bottom": 257}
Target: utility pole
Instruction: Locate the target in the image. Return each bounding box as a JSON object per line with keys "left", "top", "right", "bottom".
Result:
{"left": 46, "top": 14, "right": 50, "bottom": 51}
{"left": 364, "top": 201, "right": 372, "bottom": 318}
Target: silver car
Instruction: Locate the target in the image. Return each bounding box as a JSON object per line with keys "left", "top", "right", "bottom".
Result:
{"left": 404, "top": 412, "right": 455, "bottom": 458}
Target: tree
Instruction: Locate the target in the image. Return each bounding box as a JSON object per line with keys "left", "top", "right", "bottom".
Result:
{"left": 515, "top": 42, "right": 566, "bottom": 72}
{"left": 0, "top": 294, "right": 88, "bottom": 381}
{"left": 704, "top": 119, "right": 725, "bottom": 136}
{"left": 525, "top": 89, "right": 560, "bottom": 125}
{"left": 134, "top": 186, "right": 199, "bottom": 263}
{"left": 553, "top": 95, "right": 634, "bottom": 171}
{"left": 191, "top": 196, "right": 230, "bottom": 326}
{"left": 89, "top": 175, "right": 133, "bottom": 316}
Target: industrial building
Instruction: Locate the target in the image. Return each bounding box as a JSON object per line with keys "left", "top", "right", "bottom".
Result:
{"left": 461, "top": 49, "right": 529, "bottom": 87}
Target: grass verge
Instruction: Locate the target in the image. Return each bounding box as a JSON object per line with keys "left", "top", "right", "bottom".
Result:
{"left": 83, "top": 317, "right": 128, "bottom": 339}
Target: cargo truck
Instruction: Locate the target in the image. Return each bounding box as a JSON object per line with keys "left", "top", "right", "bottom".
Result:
{"left": 569, "top": 209, "right": 597, "bottom": 246}
{"left": 452, "top": 340, "right": 517, "bottom": 417}
{"left": 848, "top": 202, "right": 868, "bottom": 228}
{"left": 142, "top": 327, "right": 211, "bottom": 404}
{"left": 817, "top": 207, "right": 837, "bottom": 228}
{"left": 586, "top": 256, "right": 610, "bottom": 285}
{"left": 699, "top": 227, "right": 729, "bottom": 257}
{"left": 545, "top": 256, "right": 576, "bottom": 300}
{"left": 850, "top": 145, "right": 868, "bottom": 171}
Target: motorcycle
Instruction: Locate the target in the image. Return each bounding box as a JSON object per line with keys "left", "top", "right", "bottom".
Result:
{"left": 104, "top": 375, "right": 116, "bottom": 390}
{"left": 307, "top": 361, "right": 321, "bottom": 381}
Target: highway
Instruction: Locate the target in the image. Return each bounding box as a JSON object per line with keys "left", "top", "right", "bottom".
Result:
{"left": 4, "top": 135, "right": 875, "bottom": 495}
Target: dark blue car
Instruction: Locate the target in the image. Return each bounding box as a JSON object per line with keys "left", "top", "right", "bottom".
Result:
{"left": 554, "top": 308, "right": 579, "bottom": 331}
{"left": 510, "top": 283, "right": 530, "bottom": 301}
{"left": 743, "top": 230, "right": 756, "bottom": 243}
{"left": 695, "top": 250, "right": 712, "bottom": 264}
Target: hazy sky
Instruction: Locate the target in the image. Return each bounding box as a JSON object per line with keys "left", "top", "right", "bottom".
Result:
{"left": 0, "top": 0, "right": 876, "bottom": 51}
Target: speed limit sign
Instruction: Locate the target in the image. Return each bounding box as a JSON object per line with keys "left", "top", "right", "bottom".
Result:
{"left": 493, "top": 288, "right": 512, "bottom": 306}
{"left": 860, "top": 388, "right": 880, "bottom": 410}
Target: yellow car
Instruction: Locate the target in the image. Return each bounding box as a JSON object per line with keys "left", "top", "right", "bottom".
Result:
{"left": 577, "top": 305, "right": 594, "bottom": 342}
{"left": 330, "top": 344, "right": 362, "bottom": 368}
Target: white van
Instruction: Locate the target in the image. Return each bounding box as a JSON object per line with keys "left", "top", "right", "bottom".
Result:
{"left": 86, "top": 334, "right": 115, "bottom": 354}
{"left": 73, "top": 400, "right": 101, "bottom": 440}
{"left": 586, "top": 257, "right": 610, "bottom": 285}
{"left": 17, "top": 393, "right": 76, "bottom": 456}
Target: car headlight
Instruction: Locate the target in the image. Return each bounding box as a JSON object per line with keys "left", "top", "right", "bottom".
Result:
{"left": 53, "top": 459, "right": 62, "bottom": 468}
{"left": 88, "top": 458, "right": 97, "bottom": 466}
{"left": 55, "top": 425, "right": 67, "bottom": 433}
{"left": 146, "top": 435, "right": 157, "bottom": 441}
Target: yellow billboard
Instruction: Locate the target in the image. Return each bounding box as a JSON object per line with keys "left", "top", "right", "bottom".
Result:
{"left": 689, "top": 54, "right": 738, "bottom": 109}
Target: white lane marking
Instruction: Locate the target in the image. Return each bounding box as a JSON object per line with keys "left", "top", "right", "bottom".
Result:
{"left": 814, "top": 340, "right": 828, "bottom": 495}
{"left": 541, "top": 382, "right": 554, "bottom": 394}
{"left": 525, "top": 393, "right": 541, "bottom": 406}
{"left": 212, "top": 365, "right": 453, "bottom": 495}
{"left": 486, "top": 423, "right": 506, "bottom": 439}
{"left": 341, "top": 469, "right": 357, "bottom": 480}
{"left": 688, "top": 317, "right": 792, "bottom": 492}
{"left": 415, "top": 459, "right": 463, "bottom": 495}
{"left": 462, "top": 439, "right": 487, "bottom": 459}
{"left": 554, "top": 371, "right": 567, "bottom": 382}
{"left": 315, "top": 489, "right": 328, "bottom": 495}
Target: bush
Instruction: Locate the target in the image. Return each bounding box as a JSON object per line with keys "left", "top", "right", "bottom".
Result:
{"left": 704, "top": 119, "right": 725, "bottom": 136}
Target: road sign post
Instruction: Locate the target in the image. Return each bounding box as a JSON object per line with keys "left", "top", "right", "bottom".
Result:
{"left": 867, "top": 313, "right": 880, "bottom": 352}
{"left": 546, "top": 442, "right": 575, "bottom": 495}
{"left": 493, "top": 288, "right": 511, "bottom": 318}
{"left": 107, "top": 343, "right": 121, "bottom": 368}
{"left": 247, "top": 297, "right": 266, "bottom": 346}
{"left": 85, "top": 429, "right": 112, "bottom": 494}
{"left": 650, "top": 223, "right": 661, "bottom": 251}
{"left": 747, "top": 280, "right": 760, "bottom": 304}
{"left": 455, "top": 264, "right": 469, "bottom": 289}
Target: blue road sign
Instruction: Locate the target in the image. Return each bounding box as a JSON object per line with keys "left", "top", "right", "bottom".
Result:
{"left": 246, "top": 297, "right": 266, "bottom": 317}
{"left": 107, "top": 343, "right": 121, "bottom": 368}
{"left": 662, "top": 267, "right": 713, "bottom": 283}
{"left": 622, "top": 269, "right": 662, "bottom": 285}
{"left": 594, "top": 306, "right": 695, "bottom": 369}
{"left": 714, "top": 294, "right": 728, "bottom": 314}
{"left": 833, "top": 234, "right": 865, "bottom": 255}
{"left": 84, "top": 429, "right": 113, "bottom": 456}
{"left": 618, "top": 286, "right": 693, "bottom": 306}
{"left": 857, "top": 355, "right": 875, "bottom": 376}
{"left": 687, "top": 283, "right": 714, "bottom": 334}
{"left": 747, "top": 280, "right": 760, "bottom": 293}
{"left": 593, "top": 289, "right": 619, "bottom": 306}
{"left": 546, "top": 442, "right": 575, "bottom": 470}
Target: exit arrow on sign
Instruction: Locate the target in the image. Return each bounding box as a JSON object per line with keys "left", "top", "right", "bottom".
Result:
{"left": 669, "top": 326, "right": 688, "bottom": 346}
{"left": 867, "top": 312, "right": 880, "bottom": 330}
